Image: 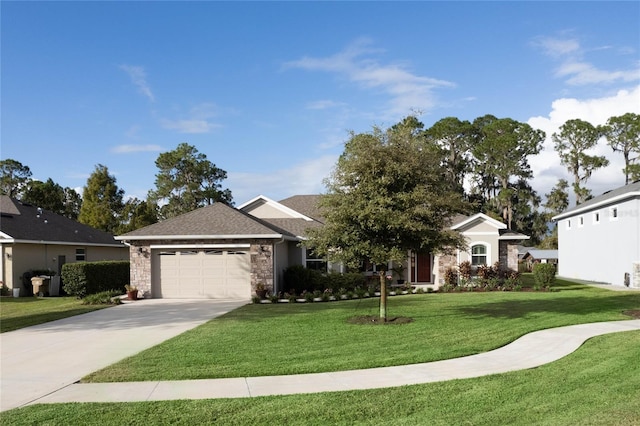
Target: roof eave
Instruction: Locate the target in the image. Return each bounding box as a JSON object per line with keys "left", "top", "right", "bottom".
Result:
{"left": 0, "top": 239, "right": 125, "bottom": 247}
{"left": 115, "top": 234, "right": 285, "bottom": 241}
{"left": 552, "top": 190, "right": 640, "bottom": 221}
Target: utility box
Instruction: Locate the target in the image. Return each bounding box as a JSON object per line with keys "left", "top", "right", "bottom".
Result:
{"left": 31, "top": 276, "right": 51, "bottom": 296}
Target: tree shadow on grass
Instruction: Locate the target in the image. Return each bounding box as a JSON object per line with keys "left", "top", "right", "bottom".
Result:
{"left": 455, "top": 293, "right": 640, "bottom": 320}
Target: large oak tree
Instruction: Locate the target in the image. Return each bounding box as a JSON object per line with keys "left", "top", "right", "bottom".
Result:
{"left": 306, "top": 118, "right": 470, "bottom": 321}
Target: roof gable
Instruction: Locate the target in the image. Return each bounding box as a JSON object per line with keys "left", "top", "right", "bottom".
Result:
{"left": 238, "top": 195, "right": 315, "bottom": 221}
{"left": 0, "top": 196, "right": 123, "bottom": 246}
{"left": 451, "top": 213, "right": 506, "bottom": 232}
{"left": 117, "top": 202, "right": 286, "bottom": 240}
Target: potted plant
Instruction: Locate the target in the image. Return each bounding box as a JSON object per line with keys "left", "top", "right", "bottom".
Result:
{"left": 255, "top": 282, "right": 268, "bottom": 299}
{"left": 392, "top": 264, "right": 406, "bottom": 284}
{"left": 124, "top": 284, "right": 138, "bottom": 300}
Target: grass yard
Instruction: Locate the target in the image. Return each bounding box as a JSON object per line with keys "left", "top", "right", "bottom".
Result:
{"left": 4, "top": 330, "right": 639, "bottom": 425}
{"left": 0, "top": 296, "right": 113, "bottom": 333}
{"left": 84, "top": 278, "right": 640, "bottom": 382}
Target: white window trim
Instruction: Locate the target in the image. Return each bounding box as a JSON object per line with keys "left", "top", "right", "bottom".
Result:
{"left": 578, "top": 216, "right": 584, "bottom": 227}
{"left": 566, "top": 219, "right": 572, "bottom": 230}
{"left": 593, "top": 211, "right": 600, "bottom": 225}
{"left": 609, "top": 206, "right": 619, "bottom": 221}
{"left": 470, "top": 242, "right": 490, "bottom": 267}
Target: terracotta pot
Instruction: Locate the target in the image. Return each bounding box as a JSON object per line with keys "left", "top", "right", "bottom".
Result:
{"left": 127, "top": 290, "right": 138, "bottom": 300}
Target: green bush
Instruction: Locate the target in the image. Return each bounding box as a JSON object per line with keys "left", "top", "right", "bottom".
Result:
{"left": 532, "top": 263, "right": 556, "bottom": 288}
{"left": 82, "top": 290, "right": 123, "bottom": 305}
{"left": 283, "top": 265, "right": 323, "bottom": 294}
{"left": 62, "top": 261, "right": 129, "bottom": 298}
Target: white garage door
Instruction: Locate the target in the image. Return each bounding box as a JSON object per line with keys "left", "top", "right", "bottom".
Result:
{"left": 154, "top": 249, "right": 250, "bottom": 299}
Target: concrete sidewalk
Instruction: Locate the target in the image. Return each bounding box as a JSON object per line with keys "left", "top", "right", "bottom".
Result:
{"left": 34, "top": 319, "right": 640, "bottom": 405}
{"left": 0, "top": 299, "right": 247, "bottom": 412}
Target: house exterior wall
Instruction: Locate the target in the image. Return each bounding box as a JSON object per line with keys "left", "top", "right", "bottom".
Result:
{"left": 557, "top": 197, "right": 640, "bottom": 287}
{"left": 458, "top": 233, "right": 501, "bottom": 266}
{"left": 246, "top": 203, "right": 289, "bottom": 219}
{"left": 2, "top": 243, "right": 127, "bottom": 290}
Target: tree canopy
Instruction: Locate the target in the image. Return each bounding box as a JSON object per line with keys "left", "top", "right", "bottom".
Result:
{"left": 149, "top": 143, "right": 233, "bottom": 219}
{"left": 552, "top": 119, "right": 609, "bottom": 205}
{"left": 0, "top": 159, "right": 32, "bottom": 198}
{"left": 22, "top": 178, "right": 82, "bottom": 219}
{"left": 78, "top": 164, "right": 125, "bottom": 233}
{"left": 601, "top": 112, "right": 640, "bottom": 185}
{"left": 306, "top": 118, "right": 470, "bottom": 319}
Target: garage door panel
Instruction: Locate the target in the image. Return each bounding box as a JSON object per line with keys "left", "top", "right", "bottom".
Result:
{"left": 155, "top": 249, "right": 250, "bottom": 299}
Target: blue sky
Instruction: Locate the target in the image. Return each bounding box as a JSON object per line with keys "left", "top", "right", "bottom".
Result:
{"left": 2, "top": 1, "right": 639, "bottom": 205}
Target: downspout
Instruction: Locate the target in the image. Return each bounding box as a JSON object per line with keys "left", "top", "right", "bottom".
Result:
{"left": 273, "top": 237, "right": 286, "bottom": 295}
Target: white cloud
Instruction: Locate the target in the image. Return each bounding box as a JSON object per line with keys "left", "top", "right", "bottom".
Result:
{"left": 284, "top": 38, "right": 455, "bottom": 118}
{"left": 533, "top": 35, "right": 640, "bottom": 86}
{"left": 161, "top": 102, "right": 222, "bottom": 134}
{"left": 528, "top": 85, "right": 640, "bottom": 202}
{"left": 112, "top": 144, "right": 163, "bottom": 154}
{"left": 119, "top": 65, "right": 155, "bottom": 101}
{"left": 228, "top": 155, "right": 338, "bottom": 203}
{"left": 306, "top": 100, "right": 345, "bottom": 110}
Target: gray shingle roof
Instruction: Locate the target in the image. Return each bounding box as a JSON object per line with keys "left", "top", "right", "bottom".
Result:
{"left": 260, "top": 218, "right": 323, "bottom": 238}
{"left": 118, "top": 202, "right": 284, "bottom": 239}
{"left": 554, "top": 180, "right": 640, "bottom": 220}
{"left": 278, "top": 195, "right": 324, "bottom": 223}
{"left": 0, "top": 196, "right": 123, "bottom": 246}
{"left": 523, "top": 249, "right": 558, "bottom": 260}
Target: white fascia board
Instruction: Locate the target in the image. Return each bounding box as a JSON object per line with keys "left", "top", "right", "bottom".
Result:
{"left": 150, "top": 243, "right": 251, "bottom": 249}
{"left": 0, "top": 231, "right": 14, "bottom": 239}
{"left": 451, "top": 213, "right": 506, "bottom": 230}
{"left": 552, "top": 191, "right": 640, "bottom": 221}
{"left": 237, "top": 195, "right": 314, "bottom": 221}
{"left": 498, "top": 235, "right": 530, "bottom": 240}
{"left": 5, "top": 239, "right": 125, "bottom": 247}
{"left": 115, "top": 234, "right": 284, "bottom": 241}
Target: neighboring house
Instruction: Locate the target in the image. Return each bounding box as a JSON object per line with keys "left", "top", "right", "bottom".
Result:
{"left": 118, "top": 195, "right": 529, "bottom": 299}
{"left": 0, "top": 196, "right": 129, "bottom": 294}
{"left": 522, "top": 249, "right": 559, "bottom": 272}
{"left": 553, "top": 181, "right": 640, "bottom": 288}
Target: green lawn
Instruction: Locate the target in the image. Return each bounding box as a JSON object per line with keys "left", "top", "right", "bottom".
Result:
{"left": 4, "top": 330, "right": 639, "bottom": 425}
{"left": 0, "top": 296, "right": 112, "bottom": 333}
{"left": 84, "top": 278, "right": 640, "bottom": 382}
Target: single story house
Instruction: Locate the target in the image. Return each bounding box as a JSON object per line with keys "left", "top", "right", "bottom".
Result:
{"left": 0, "top": 196, "right": 129, "bottom": 295}
{"left": 521, "top": 249, "right": 559, "bottom": 272}
{"left": 118, "top": 195, "right": 528, "bottom": 299}
{"left": 553, "top": 180, "right": 640, "bottom": 288}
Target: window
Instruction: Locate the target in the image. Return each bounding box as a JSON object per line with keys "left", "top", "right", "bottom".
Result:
{"left": 609, "top": 206, "right": 618, "bottom": 221}
{"left": 471, "top": 244, "right": 487, "bottom": 266}
{"left": 579, "top": 216, "right": 584, "bottom": 227}
{"left": 593, "top": 211, "right": 600, "bottom": 224}
{"left": 75, "top": 248, "right": 85, "bottom": 261}
{"left": 305, "top": 249, "right": 327, "bottom": 272}
{"left": 566, "top": 219, "right": 571, "bottom": 230}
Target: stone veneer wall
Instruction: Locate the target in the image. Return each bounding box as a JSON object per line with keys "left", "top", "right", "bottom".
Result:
{"left": 127, "top": 239, "right": 275, "bottom": 298}
{"left": 498, "top": 241, "right": 519, "bottom": 272}
{"left": 436, "top": 253, "right": 457, "bottom": 286}
{"left": 633, "top": 262, "right": 640, "bottom": 288}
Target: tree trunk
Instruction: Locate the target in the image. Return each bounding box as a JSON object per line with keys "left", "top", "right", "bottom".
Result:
{"left": 379, "top": 271, "right": 387, "bottom": 322}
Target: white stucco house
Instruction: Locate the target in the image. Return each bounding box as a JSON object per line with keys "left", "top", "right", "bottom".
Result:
{"left": 552, "top": 181, "right": 640, "bottom": 288}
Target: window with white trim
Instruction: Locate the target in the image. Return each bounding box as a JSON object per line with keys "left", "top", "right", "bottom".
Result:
{"left": 593, "top": 211, "right": 600, "bottom": 224}
{"left": 578, "top": 216, "right": 584, "bottom": 227}
{"left": 471, "top": 244, "right": 488, "bottom": 266}
{"left": 305, "top": 249, "right": 327, "bottom": 272}
{"left": 609, "top": 206, "right": 619, "bottom": 221}
{"left": 75, "top": 248, "right": 85, "bottom": 261}
{"left": 566, "top": 219, "right": 571, "bottom": 230}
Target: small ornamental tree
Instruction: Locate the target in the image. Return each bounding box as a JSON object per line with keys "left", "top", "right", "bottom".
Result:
{"left": 306, "top": 117, "right": 470, "bottom": 321}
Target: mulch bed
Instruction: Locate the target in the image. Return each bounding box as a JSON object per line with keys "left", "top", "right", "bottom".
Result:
{"left": 347, "top": 315, "right": 414, "bottom": 325}
{"left": 623, "top": 310, "right": 640, "bottom": 319}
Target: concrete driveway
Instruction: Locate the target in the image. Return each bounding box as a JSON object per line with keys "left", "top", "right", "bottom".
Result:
{"left": 0, "top": 298, "right": 247, "bottom": 412}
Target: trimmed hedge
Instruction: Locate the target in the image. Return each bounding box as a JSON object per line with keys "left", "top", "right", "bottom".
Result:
{"left": 532, "top": 262, "right": 556, "bottom": 288}
{"left": 61, "top": 261, "right": 130, "bottom": 298}
{"left": 282, "top": 265, "right": 368, "bottom": 295}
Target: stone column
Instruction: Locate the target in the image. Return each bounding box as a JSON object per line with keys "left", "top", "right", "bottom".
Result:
{"left": 129, "top": 244, "right": 152, "bottom": 298}
{"left": 251, "top": 243, "right": 274, "bottom": 294}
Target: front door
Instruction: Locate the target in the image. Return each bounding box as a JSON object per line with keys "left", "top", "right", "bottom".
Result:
{"left": 416, "top": 253, "right": 432, "bottom": 283}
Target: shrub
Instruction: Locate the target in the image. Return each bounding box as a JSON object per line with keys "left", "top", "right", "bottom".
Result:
{"left": 62, "top": 261, "right": 130, "bottom": 298}
{"left": 444, "top": 267, "right": 458, "bottom": 286}
{"left": 458, "top": 261, "right": 472, "bottom": 280}
{"left": 82, "top": 290, "right": 122, "bottom": 305}
{"left": 533, "top": 263, "right": 556, "bottom": 288}
{"left": 283, "top": 265, "right": 324, "bottom": 294}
